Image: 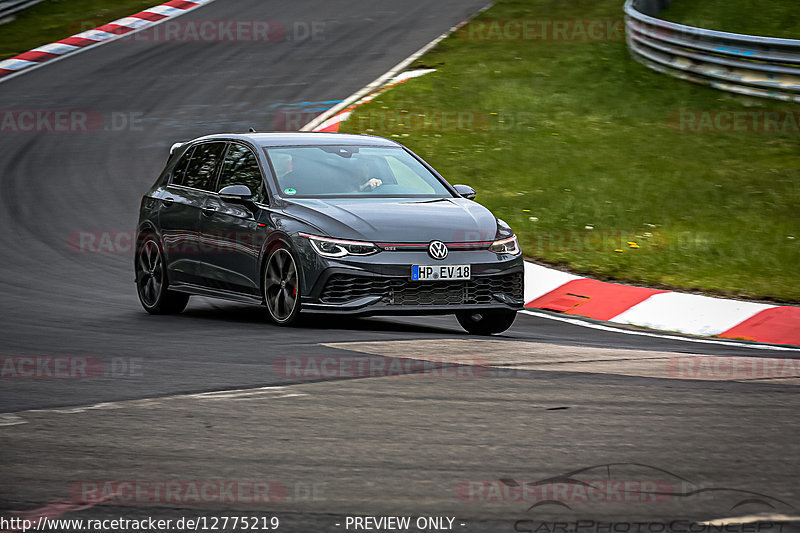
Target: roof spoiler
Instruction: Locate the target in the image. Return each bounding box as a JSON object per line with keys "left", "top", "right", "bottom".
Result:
{"left": 170, "top": 141, "right": 186, "bottom": 156}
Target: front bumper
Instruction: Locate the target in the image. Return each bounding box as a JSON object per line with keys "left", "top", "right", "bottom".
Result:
{"left": 298, "top": 248, "right": 524, "bottom": 316}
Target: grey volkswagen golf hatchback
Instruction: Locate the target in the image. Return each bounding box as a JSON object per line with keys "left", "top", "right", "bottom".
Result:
{"left": 135, "top": 132, "right": 524, "bottom": 334}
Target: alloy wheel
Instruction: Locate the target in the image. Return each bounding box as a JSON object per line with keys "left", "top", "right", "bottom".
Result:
{"left": 263, "top": 248, "right": 299, "bottom": 323}
{"left": 137, "top": 239, "right": 163, "bottom": 307}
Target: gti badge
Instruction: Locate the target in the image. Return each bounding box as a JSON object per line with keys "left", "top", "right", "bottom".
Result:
{"left": 428, "top": 240, "right": 449, "bottom": 260}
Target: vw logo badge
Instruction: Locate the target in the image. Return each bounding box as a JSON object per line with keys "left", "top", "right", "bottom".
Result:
{"left": 428, "top": 240, "right": 448, "bottom": 260}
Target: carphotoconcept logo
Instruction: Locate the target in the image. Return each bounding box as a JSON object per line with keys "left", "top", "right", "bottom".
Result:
{"left": 475, "top": 463, "right": 797, "bottom": 517}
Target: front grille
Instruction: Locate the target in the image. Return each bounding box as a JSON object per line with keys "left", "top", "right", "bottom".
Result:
{"left": 320, "top": 272, "right": 523, "bottom": 306}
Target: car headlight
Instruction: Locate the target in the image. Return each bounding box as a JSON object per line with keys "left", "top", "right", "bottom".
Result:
{"left": 299, "top": 233, "right": 380, "bottom": 257}
{"left": 489, "top": 235, "right": 521, "bottom": 255}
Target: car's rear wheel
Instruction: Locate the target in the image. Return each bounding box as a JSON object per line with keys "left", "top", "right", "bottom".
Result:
{"left": 456, "top": 309, "right": 517, "bottom": 335}
{"left": 263, "top": 245, "right": 301, "bottom": 326}
{"left": 135, "top": 235, "right": 190, "bottom": 314}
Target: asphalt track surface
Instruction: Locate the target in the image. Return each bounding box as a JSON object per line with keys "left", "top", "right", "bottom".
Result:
{"left": 0, "top": 0, "right": 798, "bottom": 530}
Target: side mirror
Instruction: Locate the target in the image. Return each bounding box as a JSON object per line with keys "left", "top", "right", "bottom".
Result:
{"left": 218, "top": 184, "right": 253, "bottom": 202}
{"left": 453, "top": 184, "right": 476, "bottom": 200}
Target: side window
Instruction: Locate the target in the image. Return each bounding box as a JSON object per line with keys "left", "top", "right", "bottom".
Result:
{"left": 217, "top": 143, "right": 266, "bottom": 203}
{"left": 170, "top": 146, "right": 195, "bottom": 186}
{"left": 181, "top": 142, "right": 226, "bottom": 191}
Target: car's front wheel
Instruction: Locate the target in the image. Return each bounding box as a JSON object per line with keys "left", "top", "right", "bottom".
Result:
{"left": 456, "top": 309, "right": 517, "bottom": 335}
{"left": 135, "top": 235, "right": 190, "bottom": 314}
{"left": 263, "top": 244, "right": 302, "bottom": 326}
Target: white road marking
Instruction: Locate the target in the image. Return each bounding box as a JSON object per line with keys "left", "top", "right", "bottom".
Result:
{"left": 29, "top": 402, "right": 123, "bottom": 414}
{"left": 190, "top": 386, "right": 294, "bottom": 400}
{"left": 301, "top": 3, "right": 492, "bottom": 131}
{"left": 195, "top": 390, "right": 307, "bottom": 400}
{"left": 0, "top": 413, "right": 27, "bottom": 426}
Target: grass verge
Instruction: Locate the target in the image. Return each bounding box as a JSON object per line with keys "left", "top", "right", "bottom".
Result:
{"left": 659, "top": 0, "right": 800, "bottom": 38}
{"left": 339, "top": 0, "right": 800, "bottom": 303}
{"left": 0, "top": 0, "right": 160, "bottom": 61}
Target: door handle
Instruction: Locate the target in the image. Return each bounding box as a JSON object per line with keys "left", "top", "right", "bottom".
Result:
{"left": 161, "top": 197, "right": 174, "bottom": 207}
{"left": 202, "top": 206, "right": 216, "bottom": 216}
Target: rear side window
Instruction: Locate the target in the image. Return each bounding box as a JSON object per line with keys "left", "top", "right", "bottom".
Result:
{"left": 173, "top": 142, "right": 226, "bottom": 191}
{"left": 218, "top": 143, "right": 266, "bottom": 203}
{"left": 171, "top": 146, "right": 195, "bottom": 186}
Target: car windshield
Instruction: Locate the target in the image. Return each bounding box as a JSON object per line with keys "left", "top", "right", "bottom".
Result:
{"left": 264, "top": 145, "right": 453, "bottom": 198}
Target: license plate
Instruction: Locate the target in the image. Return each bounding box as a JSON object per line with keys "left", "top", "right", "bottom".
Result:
{"left": 411, "top": 265, "right": 471, "bottom": 281}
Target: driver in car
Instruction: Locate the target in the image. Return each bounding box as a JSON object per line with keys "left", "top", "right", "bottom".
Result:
{"left": 351, "top": 161, "right": 382, "bottom": 192}
{"left": 272, "top": 152, "right": 293, "bottom": 179}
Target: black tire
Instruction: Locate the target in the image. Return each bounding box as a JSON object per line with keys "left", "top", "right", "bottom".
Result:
{"left": 135, "top": 234, "right": 190, "bottom": 314}
{"left": 262, "top": 244, "right": 302, "bottom": 326}
{"left": 456, "top": 309, "right": 517, "bottom": 335}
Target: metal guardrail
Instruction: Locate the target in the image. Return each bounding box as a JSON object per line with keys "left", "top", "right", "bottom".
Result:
{"left": 0, "top": 0, "right": 46, "bottom": 20}
{"left": 624, "top": 0, "right": 800, "bottom": 102}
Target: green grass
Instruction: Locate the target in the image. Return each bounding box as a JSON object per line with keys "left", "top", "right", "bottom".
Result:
{"left": 659, "top": 0, "right": 800, "bottom": 38}
{"left": 340, "top": 0, "right": 800, "bottom": 303}
{"left": 0, "top": 0, "right": 160, "bottom": 61}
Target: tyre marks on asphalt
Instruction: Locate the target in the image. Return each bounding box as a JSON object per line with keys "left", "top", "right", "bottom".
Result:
{"left": 321, "top": 339, "right": 800, "bottom": 384}
{"left": 3, "top": 374, "right": 798, "bottom": 522}
{"left": 1, "top": 386, "right": 309, "bottom": 428}
{"left": 3, "top": 339, "right": 798, "bottom": 430}
{"left": 0, "top": 413, "right": 26, "bottom": 426}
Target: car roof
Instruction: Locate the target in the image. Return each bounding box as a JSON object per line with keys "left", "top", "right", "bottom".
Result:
{"left": 191, "top": 132, "right": 401, "bottom": 148}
